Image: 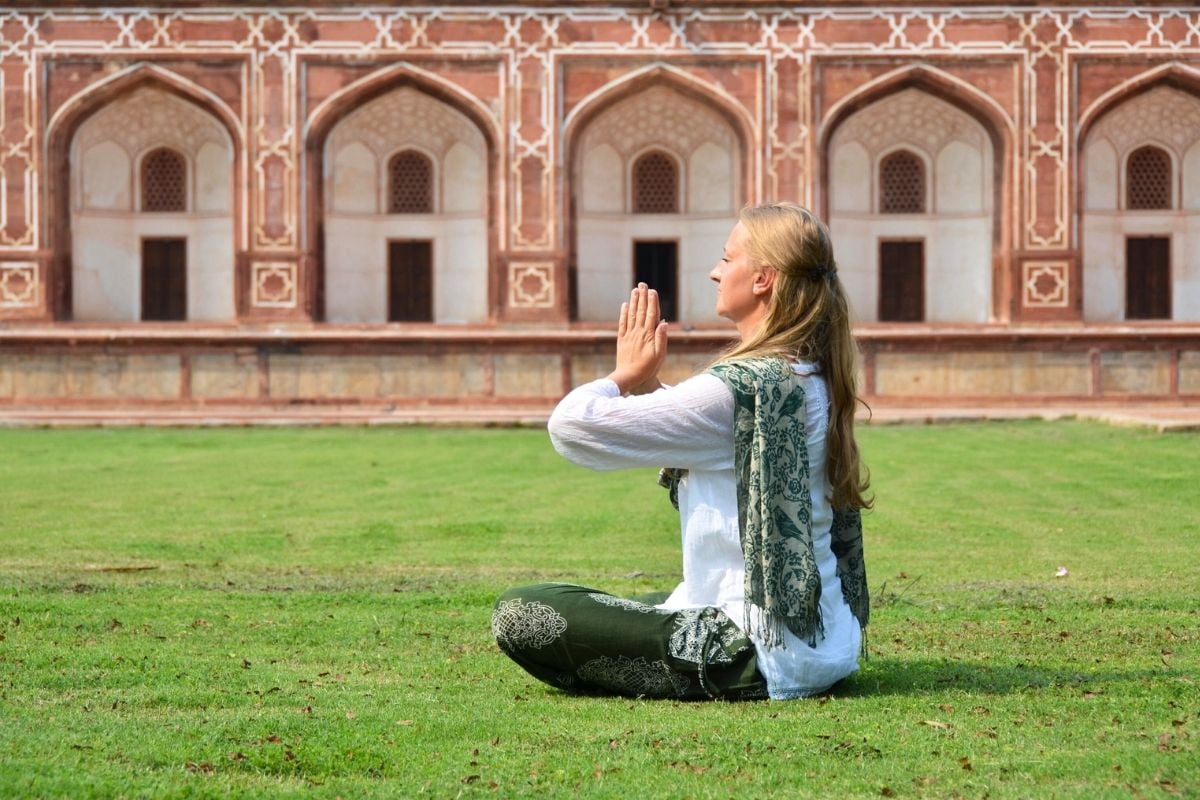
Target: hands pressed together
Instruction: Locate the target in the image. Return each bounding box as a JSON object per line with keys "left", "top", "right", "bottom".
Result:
{"left": 606, "top": 282, "right": 668, "bottom": 395}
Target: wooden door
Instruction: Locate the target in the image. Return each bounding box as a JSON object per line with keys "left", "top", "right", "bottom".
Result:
{"left": 633, "top": 241, "right": 678, "bottom": 322}
{"left": 141, "top": 238, "right": 186, "bottom": 321}
{"left": 1126, "top": 236, "right": 1170, "bottom": 319}
{"left": 879, "top": 240, "right": 924, "bottom": 322}
{"left": 388, "top": 240, "right": 433, "bottom": 322}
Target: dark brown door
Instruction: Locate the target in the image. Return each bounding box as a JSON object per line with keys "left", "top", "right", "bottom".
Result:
{"left": 879, "top": 240, "right": 924, "bottom": 322}
{"left": 633, "top": 241, "right": 678, "bottom": 322}
{"left": 1126, "top": 236, "right": 1171, "bottom": 319}
{"left": 141, "top": 238, "right": 186, "bottom": 321}
{"left": 388, "top": 240, "right": 433, "bottom": 322}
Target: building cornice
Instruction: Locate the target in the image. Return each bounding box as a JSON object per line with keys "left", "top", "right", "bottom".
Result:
{"left": 6, "top": 2, "right": 1197, "bottom": 9}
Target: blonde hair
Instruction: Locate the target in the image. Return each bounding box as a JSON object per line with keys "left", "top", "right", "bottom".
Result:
{"left": 718, "top": 202, "right": 872, "bottom": 511}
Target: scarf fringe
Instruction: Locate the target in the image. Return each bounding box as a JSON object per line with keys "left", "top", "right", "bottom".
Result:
{"left": 748, "top": 605, "right": 826, "bottom": 651}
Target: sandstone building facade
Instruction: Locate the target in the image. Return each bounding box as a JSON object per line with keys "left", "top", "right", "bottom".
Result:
{"left": 1, "top": 2, "right": 1198, "bottom": 410}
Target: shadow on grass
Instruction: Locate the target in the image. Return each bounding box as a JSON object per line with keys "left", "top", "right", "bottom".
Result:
{"left": 841, "top": 657, "right": 1182, "bottom": 697}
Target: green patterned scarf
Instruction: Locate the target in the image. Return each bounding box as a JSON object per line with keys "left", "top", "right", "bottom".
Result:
{"left": 660, "top": 356, "right": 869, "bottom": 649}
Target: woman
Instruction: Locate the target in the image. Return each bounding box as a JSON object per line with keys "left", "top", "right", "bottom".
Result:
{"left": 492, "top": 202, "right": 871, "bottom": 701}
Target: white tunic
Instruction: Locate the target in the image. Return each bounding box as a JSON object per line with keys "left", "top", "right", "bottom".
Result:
{"left": 547, "top": 363, "right": 861, "bottom": 699}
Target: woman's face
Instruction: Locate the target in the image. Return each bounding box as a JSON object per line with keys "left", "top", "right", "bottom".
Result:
{"left": 710, "top": 222, "right": 771, "bottom": 325}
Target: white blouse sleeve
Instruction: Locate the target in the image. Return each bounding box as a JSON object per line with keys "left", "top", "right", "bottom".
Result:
{"left": 547, "top": 373, "right": 734, "bottom": 472}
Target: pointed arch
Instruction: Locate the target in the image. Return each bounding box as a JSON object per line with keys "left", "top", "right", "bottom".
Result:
{"left": 1075, "top": 63, "right": 1200, "bottom": 248}
{"left": 818, "top": 64, "right": 1013, "bottom": 321}
{"left": 1077, "top": 63, "right": 1200, "bottom": 148}
{"left": 303, "top": 63, "right": 500, "bottom": 321}
{"left": 44, "top": 63, "right": 245, "bottom": 320}
{"left": 562, "top": 63, "right": 756, "bottom": 206}
{"left": 305, "top": 62, "right": 502, "bottom": 152}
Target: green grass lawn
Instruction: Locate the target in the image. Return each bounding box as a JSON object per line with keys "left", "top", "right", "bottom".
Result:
{"left": 0, "top": 422, "right": 1196, "bottom": 798}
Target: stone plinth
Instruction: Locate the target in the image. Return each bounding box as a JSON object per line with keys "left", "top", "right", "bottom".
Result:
{"left": 1, "top": 324, "right": 1197, "bottom": 410}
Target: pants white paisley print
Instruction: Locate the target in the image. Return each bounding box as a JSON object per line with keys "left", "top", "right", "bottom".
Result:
{"left": 492, "top": 583, "right": 768, "bottom": 700}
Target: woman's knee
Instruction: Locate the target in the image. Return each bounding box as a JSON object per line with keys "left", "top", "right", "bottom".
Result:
{"left": 491, "top": 584, "right": 581, "bottom": 648}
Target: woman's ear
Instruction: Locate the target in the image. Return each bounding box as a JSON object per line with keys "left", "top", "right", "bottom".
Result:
{"left": 752, "top": 267, "right": 777, "bottom": 297}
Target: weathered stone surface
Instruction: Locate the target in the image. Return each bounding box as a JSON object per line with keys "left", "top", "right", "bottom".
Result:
{"left": 1099, "top": 351, "right": 1171, "bottom": 395}
{"left": 1180, "top": 351, "right": 1200, "bottom": 394}
{"left": 379, "top": 355, "right": 488, "bottom": 397}
{"left": 191, "top": 353, "right": 259, "bottom": 399}
{"left": 0, "top": 354, "right": 180, "bottom": 399}
{"left": 1, "top": 356, "right": 64, "bottom": 397}
{"left": 493, "top": 353, "right": 561, "bottom": 398}
{"left": 569, "top": 354, "right": 611, "bottom": 387}
{"left": 875, "top": 351, "right": 1091, "bottom": 397}
{"left": 268, "top": 353, "right": 488, "bottom": 399}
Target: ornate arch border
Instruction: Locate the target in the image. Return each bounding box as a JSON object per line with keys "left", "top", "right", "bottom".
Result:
{"left": 561, "top": 63, "right": 758, "bottom": 319}
{"left": 1076, "top": 65, "right": 1200, "bottom": 218}
{"left": 303, "top": 62, "right": 502, "bottom": 322}
{"left": 44, "top": 62, "right": 246, "bottom": 320}
{"left": 1077, "top": 63, "right": 1200, "bottom": 151}
{"left": 817, "top": 64, "right": 1016, "bottom": 321}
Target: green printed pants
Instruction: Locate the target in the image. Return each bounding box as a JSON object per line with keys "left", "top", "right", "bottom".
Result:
{"left": 492, "top": 582, "right": 768, "bottom": 701}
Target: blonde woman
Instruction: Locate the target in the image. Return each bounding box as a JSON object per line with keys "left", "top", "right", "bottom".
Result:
{"left": 492, "top": 203, "right": 871, "bottom": 700}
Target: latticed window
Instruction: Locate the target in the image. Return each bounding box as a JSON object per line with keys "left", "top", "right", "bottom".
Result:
{"left": 1126, "top": 145, "right": 1172, "bottom": 210}
{"left": 632, "top": 151, "right": 679, "bottom": 214}
{"left": 879, "top": 150, "right": 925, "bottom": 214}
{"left": 388, "top": 150, "right": 434, "bottom": 214}
{"left": 140, "top": 148, "right": 186, "bottom": 212}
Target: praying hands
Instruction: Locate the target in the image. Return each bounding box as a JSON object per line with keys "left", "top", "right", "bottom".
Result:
{"left": 607, "top": 282, "right": 669, "bottom": 395}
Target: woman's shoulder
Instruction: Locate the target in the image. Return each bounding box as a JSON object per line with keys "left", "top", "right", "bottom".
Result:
{"left": 708, "top": 355, "right": 822, "bottom": 387}
{"left": 791, "top": 359, "right": 820, "bottom": 377}
{"left": 708, "top": 355, "right": 790, "bottom": 385}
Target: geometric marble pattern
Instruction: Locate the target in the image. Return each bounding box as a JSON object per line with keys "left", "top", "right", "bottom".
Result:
{"left": 834, "top": 88, "right": 987, "bottom": 160}
{"left": 1088, "top": 87, "right": 1200, "bottom": 162}
{"left": 508, "top": 262, "right": 555, "bottom": 309}
{"left": 1023, "top": 261, "right": 1070, "bottom": 309}
{"left": 329, "top": 87, "right": 484, "bottom": 162}
{"left": 0, "top": 262, "right": 38, "bottom": 308}
{"left": 578, "top": 85, "right": 736, "bottom": 162}
{"left": 251, "top": 261, "right": 297, "bottom": 309}
{"left": 73, "top": 87, "right": 228, "bottom": 163}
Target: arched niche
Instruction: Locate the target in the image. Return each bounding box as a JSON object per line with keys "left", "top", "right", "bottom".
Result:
{"left": 826, "top": 88, "right": 994, "bottom": 323}
{"left": 46, "top": 67, "right": 243, "bottom": 321}
{"left": 1080, "top": 85, "right": 1200, "bottom": 321}
{"left": 571, "top": 83, "right": 743, "bottom": 323}
{"left": 305, "top": 66, "right": 500, "bottom": 323}
{"left": 69, "top": 86, "right": 235, "bottom": 322}
{"left": 320, "top": 86, "right": 488, "bottom": 324}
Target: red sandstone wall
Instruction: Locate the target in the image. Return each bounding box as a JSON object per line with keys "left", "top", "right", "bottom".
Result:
{"left": 1, "top": 5, "right": 1199, "bottom": 327}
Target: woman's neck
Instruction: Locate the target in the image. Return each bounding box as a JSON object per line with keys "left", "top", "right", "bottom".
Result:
{"left": 735, "top": 304, "right": 770, "bottom": 342}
